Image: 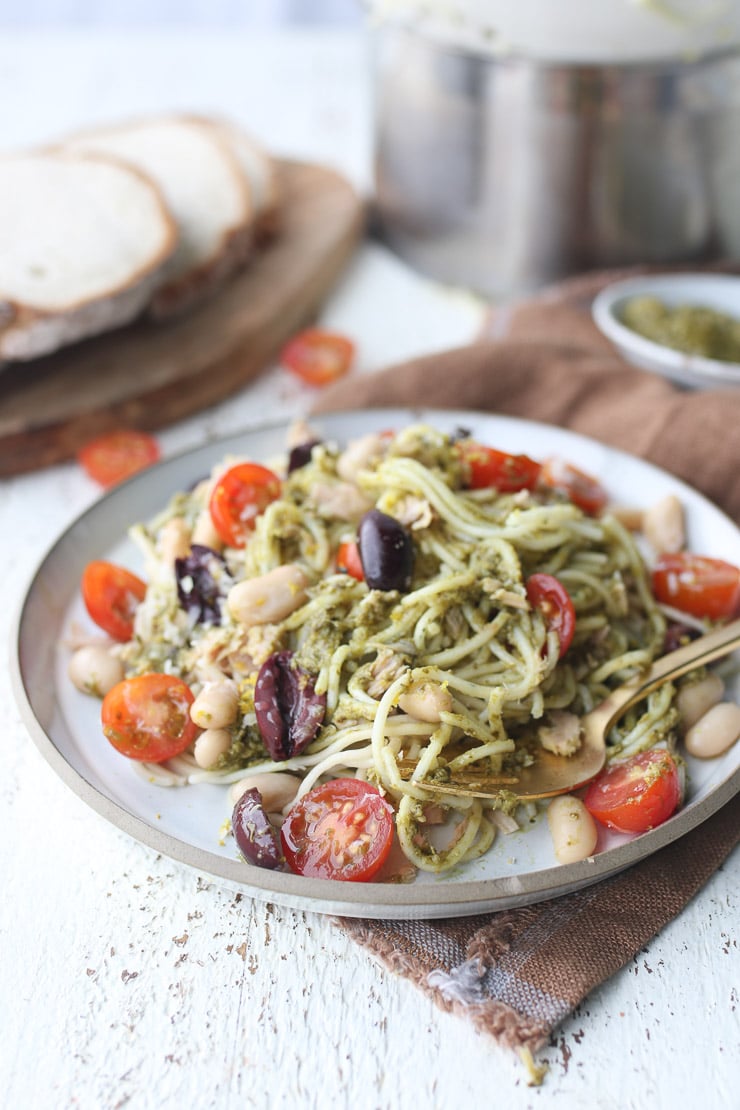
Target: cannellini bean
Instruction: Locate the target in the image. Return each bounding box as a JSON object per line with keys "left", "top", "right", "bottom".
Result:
{"left": 158, "top": 516, "right": 191, "bottom": 564}
{"left": 227, "top": 564, "right": 309, "bottom": 626}
{"left": 228, "top": 772, "right": 302, "bottom": 814}
{"left": 337, "top": 433, "right": 386, "bottom": 482}
{"left": 190, "top": 680, "right": 239, "bottom": 729}
{"left": 191, "top": 509, "right": 224, "bottom": 551}
{"left": 608, "top": 506, "right": 644, "bottom": 532}
{"left": 547, "top": 795, "right": 598, "bottom": 864}
{"left": 684, "top": 702, "right": 740, "bottom": 759}
{"left": 68, "top": 645, "right": 124, "bottom": 697}
{"left": 193, "top": 728, "right": 232, "bottom": 769}
{"left": 643, "top": 494, "right": 685, "bottom": 555}
{"left": 398, "top": 682, "right": 452, "bottom": 723}
{"left": 676, "top": 672, "right": 724, "bottom": 732}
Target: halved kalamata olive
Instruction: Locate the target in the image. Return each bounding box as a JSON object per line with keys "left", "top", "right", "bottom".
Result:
{"left": 254, "top": 651, "right": 326, "bottom": 761}
{"left": 358, "top": 509, "right": 414, "bottom": 592}
{"left": 232, "top": 788, "right": 284, "bottom": 870}
{"left": 288, "top": 439, "right": 322, "bottom": 474}
{"left": 175, "top": 544, "right": 229, "bottom": 625}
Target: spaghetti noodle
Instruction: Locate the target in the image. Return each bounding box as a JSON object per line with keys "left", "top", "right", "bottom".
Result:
{"left": 115, "top": 422, "right": 678, "bottom": 875}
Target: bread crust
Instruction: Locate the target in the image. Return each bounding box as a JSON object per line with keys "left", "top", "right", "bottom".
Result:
{"left": 0, "top": 151, "right": 177, "bottom": 362}
{"left": 63, "top": 114, "right": 259, "bottom": 319}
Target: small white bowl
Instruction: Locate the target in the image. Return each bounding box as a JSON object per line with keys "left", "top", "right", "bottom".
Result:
{"left": 592, "top": 273, "right": 740, "bottom": 390}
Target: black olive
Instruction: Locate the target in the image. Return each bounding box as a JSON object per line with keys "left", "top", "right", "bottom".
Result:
{"left": 287, "top": 439, "right": 322, "bottom": 474}
{"left": 254, "top": 651, "right": 326, "bottom": 761}
{"left": 232, "top": 788, "right": 284, "bottom": 870}
{"left": 358, "top": 509, "right": 414, "bottom": 592}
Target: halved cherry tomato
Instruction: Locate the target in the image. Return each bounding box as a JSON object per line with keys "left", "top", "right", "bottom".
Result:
{"left": 583, "top": 749, "right": 682, "bottom": 833}
{"left": 77, "top": 429, "right": 160, "bottom": 488}
{"left": 336, "top": 540, "right": 364, "bottom": 581}
{"left": 458, "top": 441, "right": 541, "bottom": 492}
{"left": 209, "top": 462, "right": 282, "bottom": 548}
{"left": 81, "top": 560, "right": 146, "bottom": 642}
{"left": 539, "top": 457, "right": 608, "bottom": 515}
{"left": 652, "top": 553, "right": 740, "bottom": 621}
{"left": 101, "top": 673, "right": 199, "bottom": 763}
{"left": 526, "top": 573, "right": 576, "bottom": 658}
{"left": 280, "top": 328, "right": 355, "bottom": 386}
{"left": 280, "top": 778, "right": 395, "bottom": 882}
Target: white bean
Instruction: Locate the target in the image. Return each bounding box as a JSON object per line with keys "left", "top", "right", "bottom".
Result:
{"left": 191, "top": 509, "right": 224, "bottom": 551}
{"left": 684, "top": 702, "right": 740, "bottom": 759}
{"left": 227, "top": 564, "right": 309, "bottom": 626}
{"left": 398, "top": 682, "right": 452, "bottom": 723}
{"left": 676, "top": 672, "right": 724, "bottom": 733}
{"left": 547, "top": 795, "right": 598, "bottom": 864}
{"left": 158, "top": 516, "right": 191, "bottom": 564}
{"left": 643, "top": 494, "right": 685, "bottom": 555}
{"left": 228, "top": 772, "right": 301, "bottom": 813}
{"left": 608, "top": 505, "right": 644, "bottom": 532}
{"left": 193, "top": 728, "right": 232, "bottom": 769}
{"left": 190, "top": 680, "right": 239, "bottom": 729}
{"left": 68, "top": 645, "right": 124, "bottom": 698}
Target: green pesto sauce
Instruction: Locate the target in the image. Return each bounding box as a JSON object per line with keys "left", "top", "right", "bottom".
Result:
{"left": 622, "top": 296, "right": 740, "bottom": 363}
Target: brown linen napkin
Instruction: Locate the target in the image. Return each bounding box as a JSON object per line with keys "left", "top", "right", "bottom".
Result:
{"left": 312, "top": 266, "right": 740, "bottom": 1061}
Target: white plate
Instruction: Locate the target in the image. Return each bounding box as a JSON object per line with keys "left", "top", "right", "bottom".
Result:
{"left": 592, "top": 273, "right": 740, "bottom": 390}
{"left": 11, "top": 409, "right": 740, "bottom": 920}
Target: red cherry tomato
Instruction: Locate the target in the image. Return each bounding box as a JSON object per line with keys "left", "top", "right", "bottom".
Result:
{"left": 81, "top": 560, "right": 146, "bottom": 642}
{"left": 526, "top": 573, "right": 576, "bottom": 658}
{"left": 539, "top": 457, "right": 608, "bottom": 515}
{"left": 583, "top": 749, "right": 682, "bottom": 833}
{"left": 652, "top": 553, "right": 740, "bottom": 621}
{"left": 280, "top": 328, "right": 355, "bottom": 386}
{"left": 101, "top": 674, "right": 199, "bottom": 763}
{"left": 458, "top": 442, "right": 541, "bottom": 492}
{"left": 209, "top": 462, "right": 282, "bottom": 548}
{"left": 77, "top": 429, "right": 160, "bottom": 487}
{"left": 336, "top": 540, "right": 364, "bottom": 581}
{"left": 280, "top": 778, "right": 395, "bottom": 882}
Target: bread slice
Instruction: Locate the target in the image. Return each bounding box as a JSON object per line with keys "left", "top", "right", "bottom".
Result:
{"left": 0, "top": 151, "right": 177, "bottom": 362}
{"left": 199, "top": 117, "right": 281, "bottom": 242}
{"left": 65, "top": 116, "right": 255, "bottom": 318}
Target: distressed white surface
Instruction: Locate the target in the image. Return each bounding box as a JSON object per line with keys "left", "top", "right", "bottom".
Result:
{"left": 1, "top": 29, "right": 739, "bottom": 1110}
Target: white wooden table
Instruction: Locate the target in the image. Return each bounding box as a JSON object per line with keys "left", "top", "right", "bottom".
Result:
{"left": 2, "top": 28, "right": 738, "bottom": 1110}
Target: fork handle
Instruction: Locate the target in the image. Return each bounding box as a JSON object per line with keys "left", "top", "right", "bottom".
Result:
{"left": 603, "top": 616, "right": 740, "bottom": 734}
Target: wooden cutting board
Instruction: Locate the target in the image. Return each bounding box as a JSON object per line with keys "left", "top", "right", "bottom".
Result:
{"left": 0, "top": 159, "right": 365, "bottom": 477}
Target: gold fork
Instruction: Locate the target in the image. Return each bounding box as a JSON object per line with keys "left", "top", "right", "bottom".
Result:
{"left": 397, "top": 617, "right": 740, "bottom": 801}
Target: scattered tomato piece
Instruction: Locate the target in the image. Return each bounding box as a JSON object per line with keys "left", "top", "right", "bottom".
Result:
{"left": 280, "top": 327, "right": 355, "bottom": 386}
{"left": 539, "top": 457, "right": 608, "bottom": 515}
{"left": 280, "top": 778, "right": 395, "bottom": 881}
{"left": 652, "top": 552, "right": 740, "bottom": 621}
{"left": 336, "top": 540, "right": 364, "bottom": 581}
{"left": 209, "top": 462, "right": 282, "bottom": 548}
{"left": 583, "top": 749, "right": 682, "bottom": 833}
{"left": 77, "top": 429, "right": 160, "bottom": 487}
{"left": 458, "top": 441, "right": 541, "bottom": 492}
{"left": 526, "top": 573, "right": 576, "bottom": 658}
{"left": 81, "top": 560, "right": 146, "bottom": 642}
{"left": 101, "top": 673, "right": 199, "bottom": 762}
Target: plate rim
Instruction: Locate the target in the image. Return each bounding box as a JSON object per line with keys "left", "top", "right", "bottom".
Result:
{"left": 11, "top": 406, "right": 740, "bottom": 920}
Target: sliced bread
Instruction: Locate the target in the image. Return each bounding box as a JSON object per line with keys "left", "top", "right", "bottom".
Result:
{"left": 0, "top": 151, "right": 176, "bottom": 362}
{"left": 64, "top": 116, "right": 256, "bottom": 318}
{"left": 198, "top": 116, "right": 281, "bottom": 241}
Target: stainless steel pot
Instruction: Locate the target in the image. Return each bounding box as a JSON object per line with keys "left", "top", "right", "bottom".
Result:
{"left": 372, "top": 27, "right": 740, "bottom": 297}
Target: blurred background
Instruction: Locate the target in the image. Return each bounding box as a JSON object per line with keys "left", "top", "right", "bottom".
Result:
{"left": 0, "top": 1, "right": 363, "bottom": 25}
{"left": 2, "top": 0, "right": 739, "bottom": 296}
